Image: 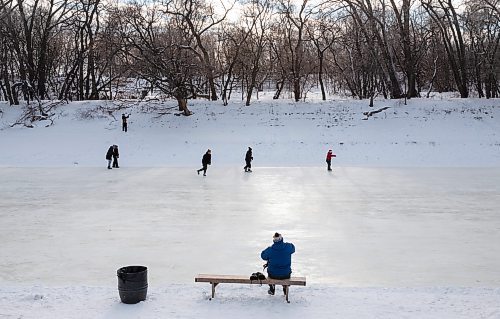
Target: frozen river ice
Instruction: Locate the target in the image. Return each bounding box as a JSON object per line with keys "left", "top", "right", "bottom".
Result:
{"left": 0, "top": 167, "right": 499, "bottom": 287}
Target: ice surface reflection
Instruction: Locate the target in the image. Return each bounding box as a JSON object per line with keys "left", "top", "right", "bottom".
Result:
{"left": 0, "top": 167, "right": 499, "bottom": 287}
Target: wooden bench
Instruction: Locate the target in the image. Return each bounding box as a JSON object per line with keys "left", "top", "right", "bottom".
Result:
{"left": 195, "top": 274, "right": 306, "bottom": 303}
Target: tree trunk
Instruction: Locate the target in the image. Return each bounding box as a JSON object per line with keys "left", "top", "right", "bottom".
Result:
{"left": 293, "top": 78, "right": 301, "bottom": 102}
{"left": 207, "top": 73, "right": 217, "bottom": 101}
{"left": 246, "top": 64, "right": 260, "bottom": 106}
{"left": 246, "top": 86, "right": 254, "bottom": 106}
{"left": 177, "top": 97, "right": 192, "bottom": 116}
{"left": 1, "top": 68, "right": 15, "bottom": 105}
{"left": 222, "top": 64, "right": 236, "bottom": 106}
{"left": 273, "top": 80, "right": 284, "bottom": 99}
{"left": 36, "top": 39, "right": 48, "bottom": 99}
{"left": 0, "top": 81, "right": 7, "bottom": 102}
{"left": 318, "top": 53, "right": 326, "bottom": 100}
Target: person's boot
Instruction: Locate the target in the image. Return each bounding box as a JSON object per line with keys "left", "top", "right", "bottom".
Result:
{"left": 197, "top": 169, "right": 200, "bottom": 175}
{"left": 268, "top": 284, "right": 275, "bottom": 295}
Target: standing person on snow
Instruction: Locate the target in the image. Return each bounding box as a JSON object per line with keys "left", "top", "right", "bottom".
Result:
{"left": 122, "top": 114, "right": 130, "bottom": 132}
{"left": 112, "top": 145, "right": 120, "bottom": 168}
{"left": 106, "top": 145, "right": 114, "bottom": 169}
{"left": 261, "top": 232, "right": 295, "bottom": 295}
{"left": 197, "top": 149, "right": 212, "bottom": 176}
{"left": 244, "top": 147, "right": 253, "bottom": 172}
{"left": 326, "top": 149, "right": 336, "bottom": 171}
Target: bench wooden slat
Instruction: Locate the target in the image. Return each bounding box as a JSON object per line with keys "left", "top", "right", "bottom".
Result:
{"left": 195, "top": 274, "right": 306, "bottom": 286}
{"left": 195, "top": 274, "right": 306, "bottom": 303}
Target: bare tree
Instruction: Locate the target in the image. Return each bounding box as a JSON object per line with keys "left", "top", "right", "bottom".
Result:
{"left": 162, "top": 0, "right": 234, "bottom": 101}
{"left": 0, "top": 0, "right": 17, "bottom": 104}
{"left": 422, "top": 0, "right": 469, "bottom": 98}
{"left": 218, "top": 15, "right": 257, "bottom": 105}
{"left": 342, "top": 0, "right": 403, "bottom": 98}
{"left": 121, "top": 4, "right": 200, "bottom": 114}
{"left": 388, "top": 0, "right": 419, "bottom": 97}
{"left": 240, "top": 0, "right": 273, "bottom": 106}
{"left": 465, "top": 0, "right": 500, "bottom": 98}
{"left": 18, "top": 0, "right": 76, "bottom": 99}
{"left": 276, "top": 0, "right": 313, "bottom": 102}
{"left": 307, "top": 7, "right": 338, "bottom": 100}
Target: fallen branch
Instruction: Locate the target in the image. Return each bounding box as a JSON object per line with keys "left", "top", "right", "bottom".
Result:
{"left": 363, "top": 106, "right": 390, "bottom": 119}
{"left": 10, "top": 100, "right": 63, "bottom": 128}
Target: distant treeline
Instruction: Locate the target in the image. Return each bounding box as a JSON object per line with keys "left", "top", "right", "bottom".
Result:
{"left": 0, "top": 0, "right": 499, "bottom": 113}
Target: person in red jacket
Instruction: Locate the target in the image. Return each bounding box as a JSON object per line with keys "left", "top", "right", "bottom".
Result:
{"left": 326, "top": 149, "right": 336, "bottom": 171}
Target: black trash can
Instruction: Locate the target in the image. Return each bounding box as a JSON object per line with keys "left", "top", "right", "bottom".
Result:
{"left": 117, "top": 266, "right": 148, "bottom": 304}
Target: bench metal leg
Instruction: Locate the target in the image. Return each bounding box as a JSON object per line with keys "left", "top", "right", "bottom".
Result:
{"left": 284, "top": 285, "right": 290, "bottom": 303}
{"left": 210, "top": 283, "right": 219, "bottom": 300}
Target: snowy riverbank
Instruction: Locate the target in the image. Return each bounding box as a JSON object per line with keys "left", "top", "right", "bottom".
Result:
{"left": 1, "top": 96, "right": 499, "bottom": 167}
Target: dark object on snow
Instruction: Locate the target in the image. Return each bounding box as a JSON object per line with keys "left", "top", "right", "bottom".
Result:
{"left": 122, "top": 114, "right": 130, "bottom": 132}
{"left": 197, "top": 149, "right": 212, "bottom": 176}
{"left": 250, "top": 272, "right": 266, "bottom": 281}
{"left": 106, "top": 145, "right": 114, "bottom": 169}
{"left": 112, "top": 145, "right": 119, "bottom": 168}
{"left": 244, "top": 147, "right": 253, "bottom": 172}
{"left": 106, "top": 146, "right": 114, "bottom": 160}
{"left": 250, "top": 271, "right": 266, "bottom": 286}
{"left": 117, "top": 266, "right": 148, "bottom": 304}
{"left": 363, "top": 106, "right": 390, "bottom": 119}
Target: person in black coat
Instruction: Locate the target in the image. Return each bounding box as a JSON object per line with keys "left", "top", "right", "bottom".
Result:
{"left": 106, "top": 145, "right": 114, "bottom": 169}
{"left": 112, "top": 145, "right": 119, "bottom": 168}
{"left": 244, "top": 147, "right": 253, "bottom": 172}
{"left": 197, "top": 149, "right": 212, "bottom": 176}
{"left": 122, "top": 114, "right": 130, "bottom": 132}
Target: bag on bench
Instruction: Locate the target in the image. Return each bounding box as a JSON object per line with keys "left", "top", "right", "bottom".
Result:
{"left": 250, "top": 272, "right": 266, "bottom": 284}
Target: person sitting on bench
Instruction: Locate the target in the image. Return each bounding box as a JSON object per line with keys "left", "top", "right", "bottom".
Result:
{"left": 261, "top": 232, "right": 295, "bottom": 295}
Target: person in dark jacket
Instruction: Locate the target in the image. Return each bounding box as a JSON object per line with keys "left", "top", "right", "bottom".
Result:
{"left": 197, "top": 149, "right": 211, "bottom": 176}
{"left": 106, "top": 145, "right": 114, "bottom": 169}
{"left": 326, "top": 149, "right": 336, "bottom": 171}
{"left": 244, "top": 147, "right": 253, "bottom": 172}
{"left": 261, "top": 232, "right": 295, "bottom": 295}
{"left": 112, "top": 145, "right": 119, "bottom": 168}
{"left": 122, "top": 114, "right": 130, "bottom": 132}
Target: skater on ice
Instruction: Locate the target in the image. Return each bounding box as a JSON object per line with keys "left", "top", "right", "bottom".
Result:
{"left": 112, "top": 145, "right": 120, "bottom": 168}
{"left": 261, "top": 232, "right": 295, "bottom": 295}
{"left": 106, "top": 145, "right": 114, "bottom": 169}
{"left": 244, "top": 147, "right": 253, "bottom": 172}
{"left": 326, "top": 149, "right": 336, "bottom": 171}
{"left": 122, "top": 114, "right": 130, "bottom": 132}
{"left": 197, "top": 149, "right": 211, "bottom": 176}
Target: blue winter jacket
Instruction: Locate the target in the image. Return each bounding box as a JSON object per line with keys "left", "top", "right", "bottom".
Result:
{"left": 261, "top": 240, "right": 295, "bottom": 278}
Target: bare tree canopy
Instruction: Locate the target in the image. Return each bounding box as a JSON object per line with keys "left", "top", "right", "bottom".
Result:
{"left": 0, "top": 0, "right": 498, "bottom": 107}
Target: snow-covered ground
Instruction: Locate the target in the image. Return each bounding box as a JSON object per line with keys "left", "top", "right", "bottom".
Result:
{"left": 2, "top": 285, "right": 499, "bottom": 319}
{"left": 1, "top": 95, "right": 500, "bottom": 318}
{"left": 0, "top": 95, "right": 499, "bottom": 167}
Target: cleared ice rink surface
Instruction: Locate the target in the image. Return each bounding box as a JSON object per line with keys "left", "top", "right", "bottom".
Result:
{"left": 1, "top": 167, "right": 499, "bottom": 287}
